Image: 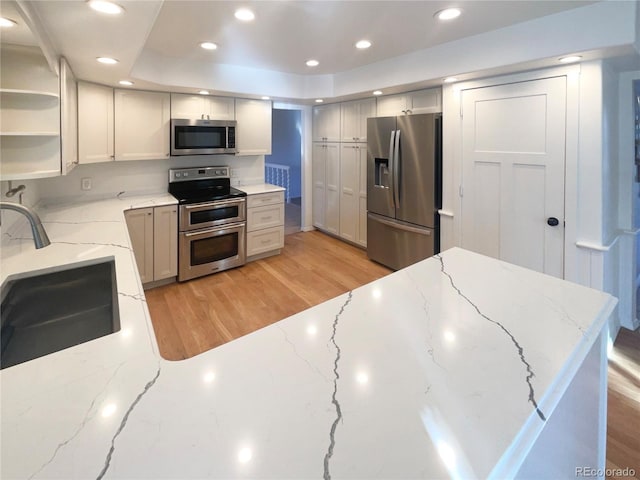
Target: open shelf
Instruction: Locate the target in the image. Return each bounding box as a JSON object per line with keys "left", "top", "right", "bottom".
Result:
{"left": 1, "top": 131, "right": 59, "bottom": 136}
{"left": 0, "top": 88, "right": 59, "bottom": 98}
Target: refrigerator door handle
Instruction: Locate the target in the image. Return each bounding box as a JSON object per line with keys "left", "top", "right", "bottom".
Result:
{"left": 393, "top": 129, "right": 401, "bottom": 209}
{"left": 368, "top": 213, "right": 432, "bottom": 236}
{"left": 389, "top": 130, "right": 397, "bottom": 207}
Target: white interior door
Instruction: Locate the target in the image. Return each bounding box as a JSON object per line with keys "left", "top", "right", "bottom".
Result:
{"left": 461, "top": 77, "right": 566, "bottom": 278}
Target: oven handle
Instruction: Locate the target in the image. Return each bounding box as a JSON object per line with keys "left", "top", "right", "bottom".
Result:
{"left": 182, "top": 223, "right": 245, "bottom": 238}
{"left": 184, "top": 198, "right": 245, "bottom": 210}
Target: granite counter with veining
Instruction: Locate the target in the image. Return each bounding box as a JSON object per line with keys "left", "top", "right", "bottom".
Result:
{"left": 0, "top": 193, "right": 616, "bottom": 479}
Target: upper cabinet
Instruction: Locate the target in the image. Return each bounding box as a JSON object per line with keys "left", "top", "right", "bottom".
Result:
{"left": 0, "top": 45, "right": 62, "bottom": 180}
{"left": 313, "top": 103, "right": 341, "bottom": 142}
{"left": 78, "top": 82, "right": 114, "bottom": 164}
{"left": 340, "top": 98, "right": 376, "bottom": 143}
{"left": 115, "top": 89, "right": 170, "bottom": 161}
{"left": 376, "top": 88, "right": 441, "bottom": 117}
{"left": 170, "top": 93, "right": 234, "bottom": 120}
{"left": 235, "top": 98, "right": 272, "bottom": 156}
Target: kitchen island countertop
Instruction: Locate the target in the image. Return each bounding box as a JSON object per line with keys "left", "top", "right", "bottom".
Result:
{"left": 0, "top": 193, "right": 616, "bottom": 479}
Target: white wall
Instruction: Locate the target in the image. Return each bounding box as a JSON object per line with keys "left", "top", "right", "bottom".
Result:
{"left": 35, "top": 155, "right": 265, "bottom": 202}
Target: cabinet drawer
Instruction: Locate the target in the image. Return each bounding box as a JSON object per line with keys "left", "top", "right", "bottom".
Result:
{"left": 247, "top": 226, "right": 284, "bottom": 256}
{"left": 247, "top": 191, "right": 284, "bottom": 208}
{"left": 247, "top": 203, "right": 284, "bottom": 232}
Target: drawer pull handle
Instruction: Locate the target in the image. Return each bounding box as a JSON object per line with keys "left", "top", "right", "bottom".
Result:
{"left": 261, "top": 239, "right": 270, "bottom": 244}
{"left": 260, "top": 216, "right": 271, "bottom": 221}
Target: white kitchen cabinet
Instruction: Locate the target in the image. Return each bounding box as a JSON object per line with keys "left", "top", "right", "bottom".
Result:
{"left": 115, "top": 89, "right": 170, "bottom": 161}
{"left": 376, "top": 88, "right": 441, "bottom": 116}
{"left": 341, "top": 98, "right": 376, "bottom": 142}
{"left": 153, "top": 205, "right": 178, "bottom": 280}
{"left": 312, "top": 143, "right": 326, "bottom": 229}
{"left": 125, "top": 208, "right": 154, "bottom": 284}
{"left": 125, "top": 205, "right": 178, "bottom": 285}
{"left": 313, "top": 103, "right": 341, "bottom": 142}
{"left": 246, "top": 191, "right": 284, "bottom": 260}
{"left": 170, "top": 93, "right": 235, "bottom": 120}
{"left": 235, "top": 98, "right": 272, "bottom": 155}
{"left": 0, "top": 45, "right": 61, "bottom": 180}
{"left": 312, "top": 142, "right": 340, "bottom": 234}
{"left": 78, "top": 82, "right": 114, "bottom": 164}
{"left": 339, "top": 144, "right": 367, "bottom": 246}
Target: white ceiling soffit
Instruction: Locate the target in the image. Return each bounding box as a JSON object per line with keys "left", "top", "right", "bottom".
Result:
{"left": 23, "top": 0, "right": 640, "bottom": 101}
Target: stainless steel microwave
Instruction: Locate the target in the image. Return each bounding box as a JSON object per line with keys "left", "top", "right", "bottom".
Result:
{"left": 170, "top": 119, "right": 237, "bottom": 156}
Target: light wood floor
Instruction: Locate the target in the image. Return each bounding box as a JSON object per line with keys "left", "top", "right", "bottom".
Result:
{"left": 145, "top": 230, "right": 390, "bottom": 360}
{"left": 145, "top": 230, "right": 639, "bottom": 474}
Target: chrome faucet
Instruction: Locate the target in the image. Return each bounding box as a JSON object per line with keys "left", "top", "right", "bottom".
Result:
{"left": 0, "top": 202, "right": 51, "bottom": 249}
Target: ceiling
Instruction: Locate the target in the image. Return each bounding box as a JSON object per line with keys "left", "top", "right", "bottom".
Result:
{"left": 0, "top": 0, "right": 617, "bottom": 99}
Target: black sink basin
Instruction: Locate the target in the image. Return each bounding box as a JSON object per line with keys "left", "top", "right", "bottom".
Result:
{"left": 1, "top": 257, "right": 120, "bottom": 369}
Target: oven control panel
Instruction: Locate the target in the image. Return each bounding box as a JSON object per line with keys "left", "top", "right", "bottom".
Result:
{"left": 169, "top": 166, "right": 230, "bottom": 182}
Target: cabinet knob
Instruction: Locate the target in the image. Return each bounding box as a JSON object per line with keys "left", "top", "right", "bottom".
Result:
{"left": 547, "top": 217, "right": 560, "bottom": 227}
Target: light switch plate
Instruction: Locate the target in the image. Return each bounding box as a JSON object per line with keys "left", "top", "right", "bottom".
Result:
{"left": 81, "top": 178, "right": 92, "bottom": 190}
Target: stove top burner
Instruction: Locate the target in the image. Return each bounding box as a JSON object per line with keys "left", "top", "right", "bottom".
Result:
{"left": 173, "top": 186, "right": 246, "bottom": 205}
{"left": 168, "top": 166, "right": 246, "bottom": 204}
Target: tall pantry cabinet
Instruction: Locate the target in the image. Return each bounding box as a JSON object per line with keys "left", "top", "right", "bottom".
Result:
{"left": 312, "top": 98, "right": 374, "bottom": 247}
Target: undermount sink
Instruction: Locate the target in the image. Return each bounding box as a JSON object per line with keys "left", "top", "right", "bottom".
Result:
{"left": 1, "top": 257, "right": 120, "bottom": 369}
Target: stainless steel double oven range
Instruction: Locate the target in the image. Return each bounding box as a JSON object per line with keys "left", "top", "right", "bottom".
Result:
{"left": 169, "top": 167, "right": 246, "bottom": 281}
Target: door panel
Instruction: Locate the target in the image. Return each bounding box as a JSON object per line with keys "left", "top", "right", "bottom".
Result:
{"left": 325, "top": 143, "right": 340, "bottom": 234}
{"left": 367, "top": 116, "right": 396, "bottom": 218}
{"left": 367, "top": 213, "right": 435, "bottom": 270}
{"left": 396, "top": 114, "right": 437, "bottom": 227}
{"left": 461, "top": 77, "right": 566, "bottom": 278}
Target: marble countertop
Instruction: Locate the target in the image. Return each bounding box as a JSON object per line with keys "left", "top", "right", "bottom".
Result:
{"left": 237, "top": 183, "right": 285, "bottom": 195}
{"left": 0, "top": 193, "right": 616, "bottom": 479}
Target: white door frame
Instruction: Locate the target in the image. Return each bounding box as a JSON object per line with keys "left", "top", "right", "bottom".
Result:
{"left": 442, "top": 64, "right": 581, "bottom": 282}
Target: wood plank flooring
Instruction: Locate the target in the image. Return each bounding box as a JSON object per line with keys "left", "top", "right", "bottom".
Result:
{"left": 145, "top": 230, "right": 390, "bottom": 360}
{"left": 607, "top": 327, "right": 640, "bottom": 479}
{"left": 145, "top": 230, "right": 640, "bottom": 474}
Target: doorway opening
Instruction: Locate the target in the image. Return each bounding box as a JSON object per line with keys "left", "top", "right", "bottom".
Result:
{"left": 266, "top": 109, "right": 302, "bottom": 235}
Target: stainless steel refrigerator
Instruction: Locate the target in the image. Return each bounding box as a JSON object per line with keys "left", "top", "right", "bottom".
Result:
{"left": 367, "top": 113, "right": 442, "bottom": 270}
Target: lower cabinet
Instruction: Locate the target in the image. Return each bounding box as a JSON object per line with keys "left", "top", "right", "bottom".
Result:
{"left": 246, "top": 191, "right": 284, "bottom": 260}
{"left": 339, "top": 144, "right": 367, "bottom": 247}
{"left": 125, "top": 205, "right": 178, "bottom": 285}
{"left": 313, "top": 142, "right": 367, "bottom": 247}
{"left": 312, "top": 142, "right": 340, "bottom": 235}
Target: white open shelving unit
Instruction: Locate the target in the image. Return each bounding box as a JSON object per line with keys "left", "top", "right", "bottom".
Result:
{"left": 0, "top": 46, "right": 62, "bottom": 180}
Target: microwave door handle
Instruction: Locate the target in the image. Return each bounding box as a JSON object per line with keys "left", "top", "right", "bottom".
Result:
{"left": 393, "top": 129, "right": 401, "bottom": 209}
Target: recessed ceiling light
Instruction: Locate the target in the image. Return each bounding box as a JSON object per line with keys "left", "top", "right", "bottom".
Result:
{"left": 261, "top": 96, "right": 270, "bottom": 100}
{"left": 199, "top": 90, "right": 210, "bottom": 95}
{"left": 355, "top": 40, "right": 371, "bottom": 49}
{"left": 315, "top": 99, "right": 324, "bottom": 103}
{"left": 306, "top": 59, "right": 319, "bottom": 67}
{"left": 119, "top": 80, "right": 134, "bottom": 86}
{"left": 200, "top": 42, "right": 218, "bottom": 50}
{"left": 97, "top": 57, "right": 118, "bottom": 64}
{"left": 234, "top": 8, "right": 255, "bottom": 21}
{"left": 443, "top": 77, "right": 458, "bottom": 83}
{"left": 559, "top": 55, "right": 582, "bottom": 63}
{"left": 87, "top": 0, "right": 124, "bottom": 15}
{"left": 0, "top": 17, "right": 17, "bottom": 28}
{"left": 373, "top": 90, "right": 383, "bottom": 96}
{"left": 435, "top": 7, "right": 462, "bottom": 20}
